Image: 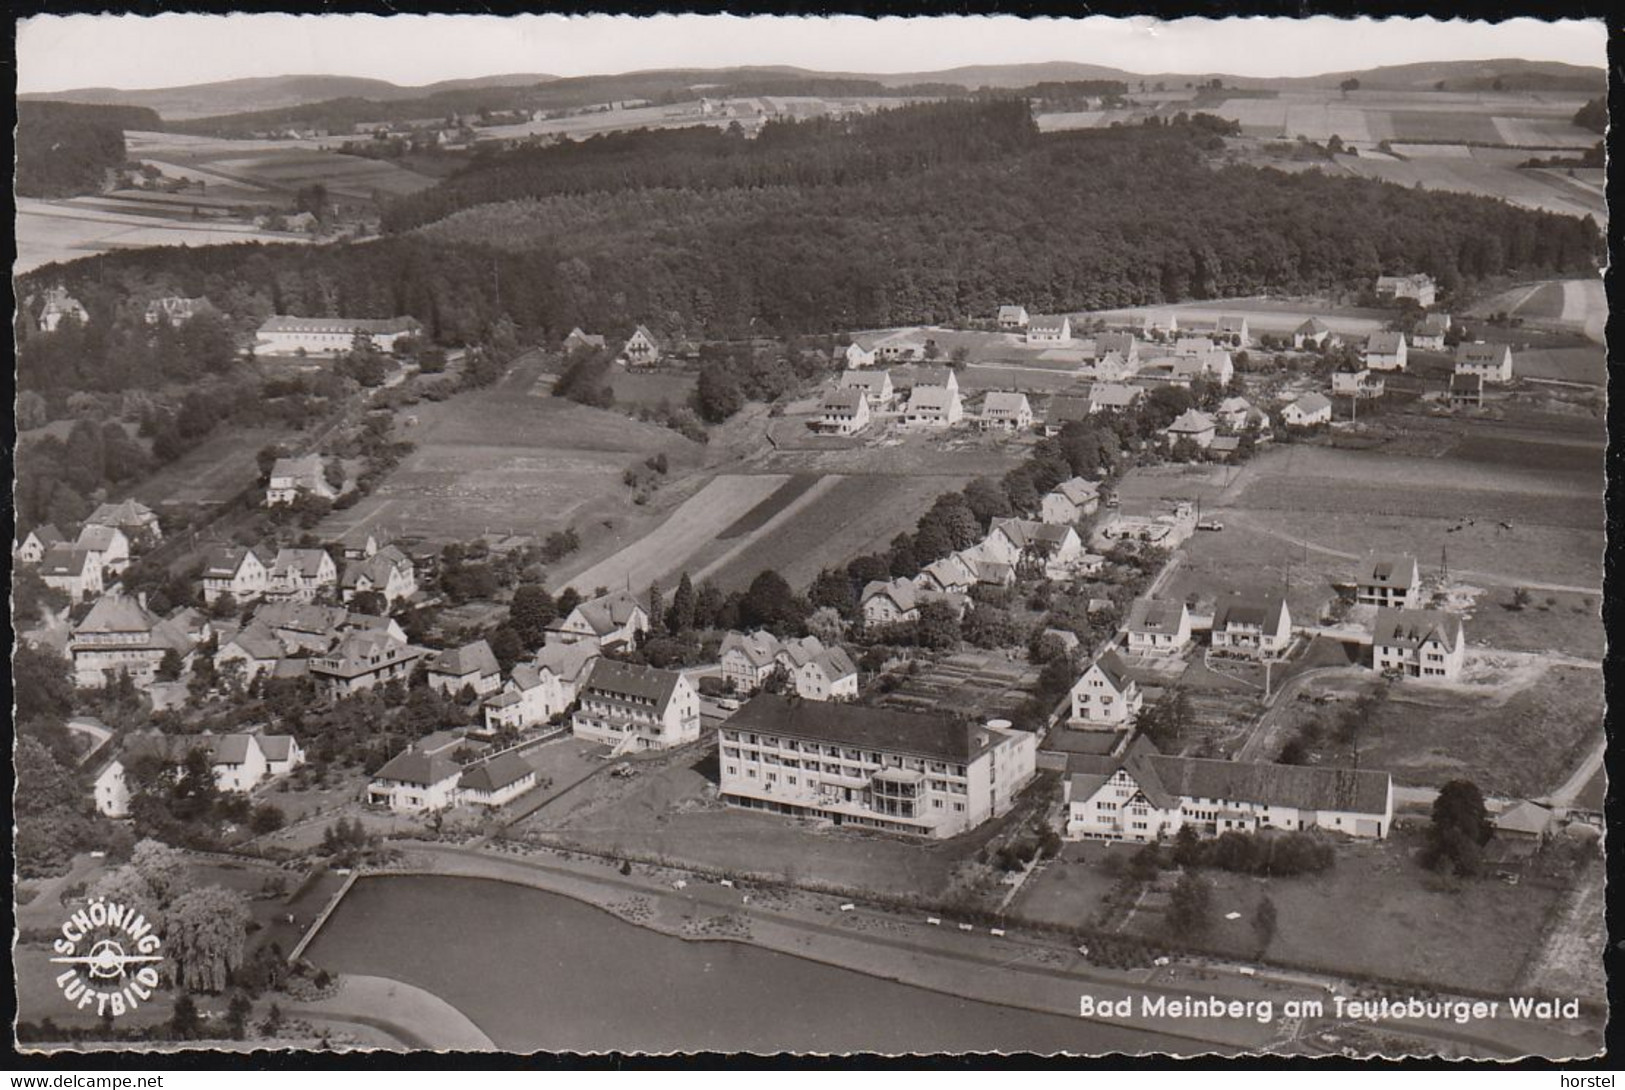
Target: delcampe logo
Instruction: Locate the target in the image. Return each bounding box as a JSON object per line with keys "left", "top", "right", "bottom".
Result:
{"left": 50, "top": 899, "right": 166, "bottom": 1017}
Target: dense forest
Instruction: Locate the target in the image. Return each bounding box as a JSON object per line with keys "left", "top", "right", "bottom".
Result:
{"left": 1572, "top": 97, "right": 1606, "bottom": 134}
{"left": 17, "top": 100, "right": 1602, "bottom": 361}
{"left": 15, "top": 101, "right": 160, "bottom": 197}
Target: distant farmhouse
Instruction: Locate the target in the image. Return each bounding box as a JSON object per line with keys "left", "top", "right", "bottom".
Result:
{"left": 1375, "top": 273, "right": 1437, "bottom": 308}
{"left": 997, "top": 305, "right": 1030, "bottom": 330}
{"left": 1026, "top": 315, "right": 1072, "bottom": 345}
{"left": 1363, "top": 332, "right": 1408, "bottom": 372}
{"left": 1372, "top": 608, "right": 1465, "bottom": 680}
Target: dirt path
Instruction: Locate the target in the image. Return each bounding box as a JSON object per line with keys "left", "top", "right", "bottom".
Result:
{"left": 1546, "top": 736, "right": 1607, "bottom": 809}
{"left": 1517, "top": 861, "right": 1606, "bottom": 999}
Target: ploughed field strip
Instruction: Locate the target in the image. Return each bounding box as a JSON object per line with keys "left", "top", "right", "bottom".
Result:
{"left": 716, "top": 474, "right": 822, "bottom": 539}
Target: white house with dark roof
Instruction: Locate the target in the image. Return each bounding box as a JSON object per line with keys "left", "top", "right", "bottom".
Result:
{"left": 1068, "top": 650, "right": 1142, "bottom": 728}
{"left": 979, "top": 391, "right": 1033, "bottom": 431}
{"left": 484, "top": 642, "right": 598, "bottom": 732}
{"left": 623, "top": 325, "right": 663, "bottom": 366}
{"left": 257, "top": 315, "right": 420, "bottom": 355}
{"left": 1211, "top": 596, "right": 1293, "bottom": 657}
{"left": 75, "top": 524, "right": 131, "bottom": 576}
{"left": 214, "top": 622, "right": 288, "bottom": 685}
{"left": 1026, "top": 315, "right": 1072, "bottom": 345}
{"left": 1040, "top": 477, "right": 1101, "bottom": 525}
{"left": 1095, "top": 334, "right": 1140, "bottom": 366}
{"left": 903, "top": 382, "right": 963, "bottom": 427}
{"left": 70, "top": 594, "right": 197, "bottom": 689}
{"left": 1332, "top": 360, "right": 1385, "bottom": 400}
{"left": 547, "top": 589, "right": 650, "bottom": 650}
{"left": 998, "top": 305, "right": 1030, "bottom": 330}
{"left": 1044, "top": 394, "right": 1094, "bottom": 435}
{"left": 817, "top": 389, "right": 872, "bottom": 435}
{"left": 1412, "top": 313, "right": 1452, "bottom": 351}
{"left": 562, "top": 327, "right": 607, "bottom": 354}
{"left": 1062, "top": 736, "right": 1392, "bottom": 842}
{"left": 40, "top": 545, "right": 105, "bottom": 602}
{"left": 717, "top": 695, "right": 1037, "bottom": 838}
{"left": 1164, "top": 409, "right": 1218, "bottom": 450}
{"left": 914, "top": 553, "right": 978, "bottom": 596}
{"left": 1173, "top": 336, "right": 1215, "bottom": 358}
{"left": 1363, "top": 332, "right": 1408, "bottom": 372}
{"left": 1213, "top": 316, "right": 1250, "bottom": 347}
{"left": 834, "top": 341, "right": 878, "bottom": 369}
{"left": 266, "top": 547, "right": 338, "bottom": 602}
{"left": 202, "top": 544, "right": 275, "bottom": 604}
{"left": 16, "top": 524, "right": 67, "bottom": 565}
{"left": 368, "top": 746, "right": 464, "bottom": 812}
{"left": 794, "top": 644, "right": 859, "bottom": 701}
{"left": 93, "top": 731, "right": 297, "bottom": 818}
{"left": 571, "top": 659, "right": 701, "bottom": 751}
{"left": 837, "top": 368, "right": 894, "bottom": 407}
{"left": 985, "top": 518, "right": 1090, "bottom": 579}
{"left": 457, "top": 752, "right": 538, "bottom": 808}
{"left": 1125, "top": 598, "right": 1192, "bottom": 656}
{"left": 88, "top": 499, "right": 162, "bottom": 542}
{"left": 266, "top": 455, "right": 335, "bottom": 506}
{"left": 720, "top": 630, "right": 789, "bottom": 693}
{"left": 861, "top": 577, "right": 920, "bottom": 626}
{"left": 1372, "top": 608, "right": 1465, "bottom": 680}
{"left": 1356, "top": 554, "right": 1421, "bottom": 609}
{"left": 309, "top": 630, "right": 421, "bottom": 696}
{"left": 427, "top": 639, "right": 503, "bottom": 697}
{"left": 340, "top": 544, "right": 416, "bottom": 605}
{"left": 1281, "top": 392, "right": 1333, "bottom": 427}
{"left": 1454, "top": 342, "right": 1514, "bottom": 384}
{"left": 35, "top": 286, "right": 88, "bottom": 332}
{"left": 1292, "top": 318, "right": 1335, "bottom": 350}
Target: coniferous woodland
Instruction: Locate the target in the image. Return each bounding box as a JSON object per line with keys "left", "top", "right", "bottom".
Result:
{"left": 18, "top": 100, "right": 1603, "bottom": 382}
{"left": 15, "top": 102, "right": 162, "bottom": 197}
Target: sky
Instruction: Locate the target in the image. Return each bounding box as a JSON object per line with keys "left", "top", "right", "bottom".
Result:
{"left": 16, "top": 13, "right": 1607, "bottom": 93}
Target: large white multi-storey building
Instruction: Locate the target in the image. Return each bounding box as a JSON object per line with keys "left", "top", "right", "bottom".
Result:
{"left": 717, "top": 695, "right": 1037, "bottom": 838}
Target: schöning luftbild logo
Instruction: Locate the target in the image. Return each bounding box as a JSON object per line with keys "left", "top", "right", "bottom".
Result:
{"left": 51, "top": 899, "right": 166, "bottom": 1017}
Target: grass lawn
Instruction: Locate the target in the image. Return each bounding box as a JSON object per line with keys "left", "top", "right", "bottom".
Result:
{"left": 1514, "top": 347, "right": 1606, "bottom": 386}
{"left": 1122, "top": 828, "right": 1565, "bottom": 994}
{"left": 607, "top": 364, "right": 697, "bottom": 410}
{"left": 1449, "top": 585, "right": 1603, "bottom": 659}
{"left": 1282, "top": 662, "right": 1602, "bottom": 797}
{"left": 1009, "top": 841, "right": 1126, "bottom": 929}
{"left": 131, "top": 425, "right": 292, "bottom": 507}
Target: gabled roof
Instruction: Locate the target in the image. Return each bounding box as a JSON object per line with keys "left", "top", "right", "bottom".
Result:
{"left": 257, "top": 735, "right": 300, "bottom": 762}
{"left": 1217, "top": 396, "right": 1252, "bottom": 415}
{"left": 1362, "top": 554, "right": 1417, "bottom": 588}
{"left": 1294, "top": 317, "right": 1330, "bottom": 335}
{"left": 777, "top": 635, "right": 826, "bottom": 669}
{"left": 429, "top": 639, "right": 500, "bottom": 679}
{"left": 728, "top": 693, "right": 1005, "bottom": 763}
{"left": 1373, "top": 607, "right": 1463, "bottom": 650}
{"left": 1449, "top": 373, "right": 1484, "bottom": 393}
{"left": 1084, "top": 650, "right": 1135, "bottom": 693}
{"left": 906, "top": 386, "right": 958, "bottom": 411}
{"left": 88, "top": 499, "right": 157, "bottom": 527}
{"left": 1146, "top": 754, "right": 1390, "bottom": 815}
{"left": 373, "top": 747, "right": 463, "bottom": 787}
{"left": 1214, "top": 316, "right": 1248, "bottom": 334}
{"left": 25, "top": 523, "right": 66, "bottom": 547}
{"left": 998, "top": 305, "right": 1029, "bottom": 320}
{"left": 1494, "top": 800, "right": 1553, "bottom": 837}
{"left": 1096, "top": 333, "right": 1139, "bottom": 355}
{"left": 983, "top": 391, "right": 1031, "bottom": 415}
{"left": 1166, "top": 409, "right": 1217, "bottom": 435}
{"left": 75, "top": 593, "right": 161, "bottom": 635}
{"left": 1126, "top": 598, "right": 1187, "bottom": 635}
{"left": 1027, "top": 315, "right": 1070, "bottom": 334}
{"left": 1046, "top": 395, "right": 1094, "bottom": 426}
{"left": 459, "top": 751, "right": 535, "bottom": 793}
{"left": 1290, "top": 392, "right": 1333, "bottom": 415}
{"left": 260, "top": 315, "right": 419, "bottom": 335}
{"left": 76, "top": 524, "right": 126, "bottom": 552}
{"left": 992, "top": 517, "right": 1077, "bottom": 551}
{"left": 807, "top": 645, "right": 857, "bottom": 680}
{"left": 273, "top": 548, "right": 333, "bottom": 579}
{"left": 861, "top": 577, "right": 918, "bottom": 613}
{"left": 918, "top": 553, "right": 976, "bottom": 588}
{"left": 838, "top": 369, "right": 890, "bottom": 391}
{"left": 582, "top": 658, "right": 685, "bottom": 711}
{"left": 1455, "top": 342, "right": 1511, "bottom": 365}
{"left": 1090, "top": 383, "right": 1143, "bottom": 408}
{"left": 627, "top": 324, "right": 662, "bottom": 347}
{"left": 1214, "top": 596, "right": 1289, "bottom": 633}
{"left": 269, "top": 454, "right": 326, "bottom": 484}
{"left": 822, "top": 389, "right": 866, "bottom": 412}
{"left": 721, "top": 630, "right": 782, "bottom": 669}
{"left": 224, "top": 622, "right": 285, "bottom": 661}
{"left": 202, "top": 544, "right": 272, "bottom": 579}
{"left": 41, "top": 544, "right": 97, "bottom": 578}
{"left": 536, "top": 641, "right": 600, "bottom": 683}
{"left": 569, "top": 590, "right": 646, "bottom": 636}
{"left": 1365, "top": 332, "right": 1406, "bottom": 354}
{"left": 1416, "top": 313, "right": 1451, "bottom": 336}
{"left": 1052, "top": 477, "right": 1100, "bottom": 505}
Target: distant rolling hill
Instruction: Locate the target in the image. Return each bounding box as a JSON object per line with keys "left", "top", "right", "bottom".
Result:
{"left": 19, "top": 72, "right": 556, "bottom": 120}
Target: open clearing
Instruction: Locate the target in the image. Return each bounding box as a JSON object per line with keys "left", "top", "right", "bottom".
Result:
{"left": 130, "top": 424, "right": 294, "bottom": 509}
{"left": 15, "top": 196, "right": 307, "bottom": 273}
{"left": 1465, "top": 278, "right": 1607, "bottom": 345}
{"left": 1328, "top": 152, "right": 1605, "bottom": 222}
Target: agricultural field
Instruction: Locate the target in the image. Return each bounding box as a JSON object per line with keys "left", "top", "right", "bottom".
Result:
{"left": 128, "top": 130, "right": 440, "bottom": 202}
{"left": 130, "top": 424, "right": 296, "bottom": 508}
{"left": 1464, "top": 278, "right": 1607, "bottom": 345}
{"left": 1277, "top": 662, "right": 1602, "bottom": 798}
{"left": 318, "top": 352, "right": 702, "bottom": 554}
{"left": 874, "top": 650, "right": 1040, "bottom": 723}
{"left": 15, "top": 196, "right": 306, "bottom": 273}
{"left": 1327, "top": 149, "right": 1605, "bottom": 222}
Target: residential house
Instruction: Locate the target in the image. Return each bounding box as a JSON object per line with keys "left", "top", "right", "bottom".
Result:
{"left": 16, "top": 524, "right": 66, "bottom": 564}
{"left": 1125, "top": 598, "right": 1192, "bottom": 656}
{"left": 309, "top": 631, "right": 421, "bottom": 696}
{"left": 368, "top": 747, "right": 464, "bottom": 812}
{"left": 721, "top": 630, "right": 789, "bottom": 694}
{"left": 1088, "top": 383, "right": 1144, "bottom": 413}
{"left": 1373, "top": 608, "right": 1465, "bottom": 679}
{"left": 340, "top": 544, "right": 417, "bottom": 605}
{"left": 1493, "top": 801, "right": 1554, "bottom": 843}
{"left": 427, "top": 639, "right": 503, "bottom": 697}
{"left": 36, "top": 286, "right": 88, "bottom": 332}
{"left": 1449, "top": 373, "right": 1486, "bottom": 409}
{"left": 1197, "top": 349, "right": 1235, "bottom": 386}
{"left": 794, "top": 644, "right": 859, "bottom": 701}
{"left": 1332, "top": 360, "right": 1385, "bottom": 400}
{"left": 1040, "top": 477, "right": 1101, "bottom": 525}
{"left": 861, "top": 578, "right": 920, "bottom": 626}
{"left": 266, "top": 547, "right": 339, "bottom": 602}
{"left": 1215, "top": 397, "right": 1254, "bottom": 430}
{"left": 214, "top": 623, "right": 289, "bottom": 686}
{"left": 201, "top": 545, "right": 274, "bottom": 604}
{"left": 985, "top": 518, "right": 1089, "bottom": 579}
{"left": 40, "top": 546, "right": 105, "bottom": 602}
{"left": 252, "top": 600, "right": 405, "bottom": 655}
{"left": 1164, "top": 409, "right": 1218, "bottom": 450}
{"left": 914, "top": 553, "right": 979, "bottom": 596}
{"left": 980, "top": 391, "right": 1033, "bottom": 431}
{"left": 834, "top": 341, "right": 879, "bottom": 369}
{"left": 1141, "top": 313, "right": 1179, "bottom": 338}
{"left": 1281, "top": 393, "right": 1333, "bottom": 427}
{"left": 717, "top": 695, "right": 1038, "bottom": 838}
{"left": 817, "top": 389, "right": 872, "bottom": 435}
{"left": 1375, "top": 274, "right": 1437, "bottom": 308}
{"left": 1357, "top": 554, "right": 1422, "bottom": 609}
{"left": 1455, "top": 342, "right": 1514, "bottom": 384}
{"left": 1062, "top": 736, "right": 1393, "bottom": 842}
{"left": 457, "top": 752, "right": 538, "bottom": 808}
{"left": 1208, "top": 435, "right": 1242, "bottom": 462}
{"left": 546, "top": 589, "right": 650, "bottom": 651}
{"left": 903, "top": 383, "right": 963, "bottom": 427}
{"left": 872, "top": 331, "right": 928, "bottom": 362}
{"left": 998, "top": 305, "right": 1030, "bottom": 330}
{"left": 75, "top": 525, "right": 132, "bottom": 576}
{"left": 1068, "top": 651, "right": 1142, "bottom": 729}
{"left": 1092, "top": 351, "right": 1136, "bottom": 382}
{"left": 561, "top": 327, "right": 607, "bottom": 354}
{"left": 1213, "top": 316, "right": 1250, "bottom": 347}
{"left": 1292, "top": 318, "right": 1335, "bottom": 350}
{"left": 266, "top": 455, "right": 336, "bottom": 506}
{"left": 1211, "top": 597, "right": 1293, "bottom": 657}
{"left": 1044, "top": 395, "right": 1095, "bottom": 436}
{"left": 87, "top": 499, "right": 162, "bottom": 542}
{"left": 256, "top": 315, "right": 421, "bottom": 355}
{"left": 837, "top": 368, "right": 894, "bottom": 407}
{"left": 70, "top": 594, "right": 196, "bottom": 689}
{"left": 484, "top": 643, "right": 598, "bottom": 732}
{"left": 93, "top": 732, "right": 297, "bottom": 818}
{"left": 1363, "top": 332, "right": 1408, "bottom": 372}
{"left": 1412, "top": 313, "right": 1452, "bottom": 351}
{"left": 623, "top": 325, "right": 662, "bottom": 366}
{"left": 1094, "top": 334, "right": 1140, "bottom": 366}
{"left": 1173, "top": 336, "right": 1215, "bottom": 358}
{"left": 144, "top": 296, "right": 211, "bottom": 325}
{"left": 571, "top": 659, "right": 702, "bottom": 751}
{"left": 1026, "top": 315, "right": 1072, "bottom": 345}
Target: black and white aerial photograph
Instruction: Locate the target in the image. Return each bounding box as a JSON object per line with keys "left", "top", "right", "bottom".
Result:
{"left": 10, "top": 10, "right": 1610, "bottom": 1063}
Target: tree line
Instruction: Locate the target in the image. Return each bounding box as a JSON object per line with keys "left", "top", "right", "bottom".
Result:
{"left": 16, "top": 101, "right": 160, "bottom": 198}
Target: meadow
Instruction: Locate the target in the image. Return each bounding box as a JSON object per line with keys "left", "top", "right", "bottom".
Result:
{"left": 15, "top": 196, "right": 306, "bottom": 273}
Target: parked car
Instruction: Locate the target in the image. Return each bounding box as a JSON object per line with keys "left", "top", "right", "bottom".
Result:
{"left": 1197, "top": 519, "right": 1224, "bottom": 531}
